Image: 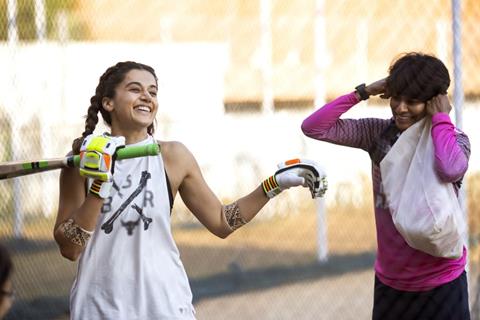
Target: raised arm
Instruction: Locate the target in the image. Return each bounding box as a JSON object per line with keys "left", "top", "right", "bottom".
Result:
{"left": 427, "top": 95, "right": 470, "bottom": 182}
{"left": 301, "top": 79, "right": 390, "bottom": 151}
{"left": 53, "top": 134, "right": 125, "bottom": 261}
{"left": 54, "top": 167, "right": 102, "bottom": 260}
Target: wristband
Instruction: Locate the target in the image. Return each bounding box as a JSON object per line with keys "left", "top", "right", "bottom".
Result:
{"left": 355, "top": 83, "right": 370, "bottom": 100}
{"left": 89, "top": 179, "right": 112, "bottom": 199}
{"left": 262, "top": 175, "right": 282, "bottom": 199}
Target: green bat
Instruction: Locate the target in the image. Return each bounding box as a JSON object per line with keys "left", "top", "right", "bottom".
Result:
{"left": 0, "top": 143, "right": 160, "bottom": 180}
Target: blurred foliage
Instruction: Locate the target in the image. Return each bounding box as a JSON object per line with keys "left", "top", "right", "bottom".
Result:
{"left": 0, "top": 0, "right": 88, "bottom": 41}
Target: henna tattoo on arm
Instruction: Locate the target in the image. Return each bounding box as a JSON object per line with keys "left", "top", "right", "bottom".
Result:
{"left": 223, "top": 201, "right": 247, "bottom": 231}
{"left": 58, "top": 218, "right": 93, "bottom": 247}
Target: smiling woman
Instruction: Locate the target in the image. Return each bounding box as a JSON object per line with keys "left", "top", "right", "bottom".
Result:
{"left": 51, "top": 61, "right": 325, "bottom": 319}
{"left": 102, "top": 69, "right": 158, "bottom": 138}
{"left": 389, "top": 96, "right": 426, "bottom": 131}
{"left": 301, "top": 52, "right": 471, "bottom": 320}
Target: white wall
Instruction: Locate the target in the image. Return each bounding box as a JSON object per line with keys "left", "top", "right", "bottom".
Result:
{"left": 0, "top": 43, "right": 478, "bottom": 219}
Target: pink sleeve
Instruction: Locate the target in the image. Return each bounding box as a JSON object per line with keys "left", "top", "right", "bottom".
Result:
{"left": 301, "top": 92, "right": 360, "bottom": 137}
{"left": 431, "top": 112, "right": 470, "bottom": 182}
{"left": 301, "top": 92, "right": 390, "bottom": 151}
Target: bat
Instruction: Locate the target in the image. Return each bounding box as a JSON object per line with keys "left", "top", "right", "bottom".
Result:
{"left": 0, "top": 143, "right": 160, "bottom": 180}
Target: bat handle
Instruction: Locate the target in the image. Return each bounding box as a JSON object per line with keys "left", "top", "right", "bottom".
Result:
{"left": 71, "top": 143, "right": 160, "bottom": 167}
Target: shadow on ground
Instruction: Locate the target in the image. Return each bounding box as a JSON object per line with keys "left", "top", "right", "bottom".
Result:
{"left": 190, "top": 251, "right": 375, "bottom": 303}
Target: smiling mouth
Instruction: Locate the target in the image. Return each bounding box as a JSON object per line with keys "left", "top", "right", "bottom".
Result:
{"left": 134, "top": 105, "right": 152, "bottom": 113}
{"left": 395, "top": 115, "right": 412, "bottom": 122}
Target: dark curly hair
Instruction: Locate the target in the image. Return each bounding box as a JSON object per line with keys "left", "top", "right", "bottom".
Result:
{"left": 386, "top": 52, "right": 450, "bottom": 102}
{"left": 72, "top": 61, "right": 158, "bottom": 154}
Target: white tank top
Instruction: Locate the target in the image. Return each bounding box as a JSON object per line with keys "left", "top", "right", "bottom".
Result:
{"left": 70, "top": 136, "right": 195, "bottom": 320}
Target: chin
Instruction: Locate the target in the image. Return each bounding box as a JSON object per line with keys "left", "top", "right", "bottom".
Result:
{"left": 395, "top": 121, "right": 410, "bottom": 131}
{"left": 134, "top": 118, "right": 154, "bottom": 128}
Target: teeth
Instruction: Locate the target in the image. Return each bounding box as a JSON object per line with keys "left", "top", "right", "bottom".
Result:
{"left": 135, "top": 106, "right": 151, "bottom": 112}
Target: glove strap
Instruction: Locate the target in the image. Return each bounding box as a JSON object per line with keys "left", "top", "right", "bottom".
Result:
{"left": 262, "top": 175, "right": 282, "bottom": 199}
{"left": 89, "top": 180, "right": 112, "bottom": 199}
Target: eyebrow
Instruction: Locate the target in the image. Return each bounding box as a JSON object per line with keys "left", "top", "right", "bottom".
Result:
{"left": 125, "top": 81, "right": 157, "bottom": 90}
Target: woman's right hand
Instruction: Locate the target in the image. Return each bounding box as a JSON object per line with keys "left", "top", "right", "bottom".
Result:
{"left": 366, "top": 78, "right": 389, "bottom": 99}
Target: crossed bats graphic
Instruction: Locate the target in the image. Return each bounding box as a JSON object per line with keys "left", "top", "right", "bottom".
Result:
{"left": 101, "top": 171, "right": 152, "bottom": 234}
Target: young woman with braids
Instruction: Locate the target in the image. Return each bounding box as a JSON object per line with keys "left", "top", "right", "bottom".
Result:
{"left": 302, "top": 52, "right": 471, "bottom": 319}
{"left": 53, "top": 61, "right": 326, "bottom": 319}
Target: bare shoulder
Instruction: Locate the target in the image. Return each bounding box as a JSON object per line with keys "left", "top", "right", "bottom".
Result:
{"left": 158, "top": 140, "right": 198, "bottom": 192}
{"left": 158, "top": 140, "right": 198, "bottom": 168}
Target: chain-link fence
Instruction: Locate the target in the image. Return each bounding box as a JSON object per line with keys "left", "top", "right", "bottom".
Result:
{"left": 0, "top": 1, "right": 479, "bottom": 319}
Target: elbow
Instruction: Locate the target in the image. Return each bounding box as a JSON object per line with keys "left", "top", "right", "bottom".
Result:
{"left": 215, "top": 228, "right": 232, "bottom": 239}
{"left": 210, "top": 223, "right": 233, "bottom": 239}
{"left": 54, "top": 230, "right": 81, "bottom": 261}
{"left": 301, "top": 120, "right": 313, "bottom": 137}
{"left": 59, "top": 247, "right": 80, "bottom": 261}
{"left": 435, "top": 161, "right": 468, "bottom": 183}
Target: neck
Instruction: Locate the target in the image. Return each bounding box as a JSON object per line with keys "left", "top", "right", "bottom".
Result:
{"left": 110, "top": 127, "right": 149, "bottom": 145}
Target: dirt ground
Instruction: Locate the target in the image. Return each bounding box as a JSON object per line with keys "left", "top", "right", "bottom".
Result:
{"left": 194, "top": 269, "right": 375, "bottom": 320}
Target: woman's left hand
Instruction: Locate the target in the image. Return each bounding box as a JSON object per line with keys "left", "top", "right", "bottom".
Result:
{"left": 426, "top": 94, "right": 452, "bottom": 116}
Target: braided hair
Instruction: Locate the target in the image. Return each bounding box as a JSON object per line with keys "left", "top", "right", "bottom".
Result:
{"left": 71, "top": 61, "right": 158, "bottom": 154}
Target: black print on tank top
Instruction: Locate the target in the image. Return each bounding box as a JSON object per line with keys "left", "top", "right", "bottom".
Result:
{"left": 120, "top": 218, "right": 140, "bottom": 235}
{"left": 119, "top": 204, "right": 153, "bottom": 236}
{"left": 111, "top": 174, "right": 132, "bottom": 199}
{"left": 101, "top": 171, "right": 152, "bottom": 234}
{"left": 131, "top": 203, "right": 153, "bottom": 230}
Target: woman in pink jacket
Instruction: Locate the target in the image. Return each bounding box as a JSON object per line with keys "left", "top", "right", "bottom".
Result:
{"left": 302, "top": 52, "right": 470, "bottom": 320}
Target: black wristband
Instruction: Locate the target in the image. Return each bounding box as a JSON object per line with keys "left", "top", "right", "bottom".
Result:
{"left": 355, "top": 83, "right": 370, "bottom": 100}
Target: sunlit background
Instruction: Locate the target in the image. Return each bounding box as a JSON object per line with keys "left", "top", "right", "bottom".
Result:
{"left": 0, "top": 1, "right": 479, "bottom": 319}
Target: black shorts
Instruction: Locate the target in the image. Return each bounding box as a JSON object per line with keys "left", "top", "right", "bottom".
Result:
{"left": 372, "top": 271, "right": 470, "bottom": 320}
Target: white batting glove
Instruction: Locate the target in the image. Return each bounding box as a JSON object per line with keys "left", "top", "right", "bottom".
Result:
{"left": 262, "top": 159, "right": 328, "bottom": 199}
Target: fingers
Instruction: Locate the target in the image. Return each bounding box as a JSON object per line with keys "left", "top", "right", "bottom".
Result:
{"left": 426, "top": 94, "right": 452, "bottom": 115}
{"left": 366, "top": 78, "right": 388, "bottom": 97}
{"left": 379, "top": 92, "right": 391, "bottom": 99}
{"left": 303, "top": 172, "right": 316, "bottom": 188}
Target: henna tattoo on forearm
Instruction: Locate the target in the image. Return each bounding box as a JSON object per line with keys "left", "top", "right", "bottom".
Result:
{"left": 59, "top": 218, "right": 93, "bottom": 247}
{"left": 223, "top": 201, "right": 247, "bottom": 231}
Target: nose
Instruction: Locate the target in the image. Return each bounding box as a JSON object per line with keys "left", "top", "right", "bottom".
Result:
{"left": 395, "top": 100, "right": 409, "bottom": 113}
{"left": 140, "top": 89, "right": 152, "bottom": 102}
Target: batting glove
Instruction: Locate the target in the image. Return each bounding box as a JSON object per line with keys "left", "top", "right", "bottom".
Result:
{"left": 79, "top": 133, "right": 125, "bottom": 198}
{"left": 262, "top": 158, "right": 328, "bottom": 199}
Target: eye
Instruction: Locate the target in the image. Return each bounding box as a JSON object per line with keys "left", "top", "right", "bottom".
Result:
{"left": 129, "top": 86, "right": 141, "bottom": 93}
{"left": 149, "top": 91, "right": 157, "bottom": 97}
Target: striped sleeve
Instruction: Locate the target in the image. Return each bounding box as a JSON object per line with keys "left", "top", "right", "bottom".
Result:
{"left": 301, "top": 92, "right": 390, "bottom": 151}
{"left": 431, "top": 112, "right": 470, "bottom": 183}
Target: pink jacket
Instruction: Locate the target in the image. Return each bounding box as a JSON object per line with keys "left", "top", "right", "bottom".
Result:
{"left": 302, "top": 92, "right": 470, "bottom": 291}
